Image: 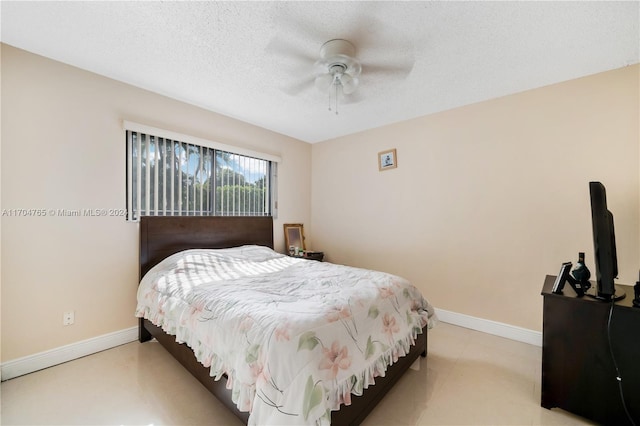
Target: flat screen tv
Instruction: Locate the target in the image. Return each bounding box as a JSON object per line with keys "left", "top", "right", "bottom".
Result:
{"left": 589, "top": 181, "right": 623, "bottom": 301}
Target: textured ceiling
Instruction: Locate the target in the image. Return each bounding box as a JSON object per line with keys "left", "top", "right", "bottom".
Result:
{"left": 2, "top": 1, "right": 638, "bottom": 143}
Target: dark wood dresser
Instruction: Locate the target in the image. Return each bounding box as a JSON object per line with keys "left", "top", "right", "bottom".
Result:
{"left": 541, "top": 275, "right": 640, "bottom": 425}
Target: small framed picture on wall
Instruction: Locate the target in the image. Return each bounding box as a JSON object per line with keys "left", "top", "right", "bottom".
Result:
{"left": 378, "top": 149, "right": 397, "bottom": 171}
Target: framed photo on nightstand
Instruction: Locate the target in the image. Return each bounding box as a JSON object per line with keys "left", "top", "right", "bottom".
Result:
{"left": 283, "top": 223, "right": 305, "bottom": 254}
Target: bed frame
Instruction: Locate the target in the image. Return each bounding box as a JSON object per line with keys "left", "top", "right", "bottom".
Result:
{"left": 138, "top": 216, "right": 427, "bottom": 425}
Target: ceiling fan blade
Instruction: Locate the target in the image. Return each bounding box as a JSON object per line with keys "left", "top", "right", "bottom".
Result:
{"left": 342, "top": 11, "right": 413, "bottom": 52}
{"left": 280, "top": 75, "right": 315, "bottom": 96}
{"left": 340, "top": 91, "right": 365, "bottom": 105}
{"left": 314, "top": 74, "right": 334, "bottom": 92}
{"left": 340, "top": 12, "right": 417, "bottom": 77}
{"left": 363, "top": 61, "right": 415, "bottom": 79}
{"left": 265, "top": 36, "right": 316, "bottom": 65}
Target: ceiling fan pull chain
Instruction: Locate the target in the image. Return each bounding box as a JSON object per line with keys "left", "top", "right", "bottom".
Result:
{"left": 335, "top": 82, "right": 339, "bottom": 115}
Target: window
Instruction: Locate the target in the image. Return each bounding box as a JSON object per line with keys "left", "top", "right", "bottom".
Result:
{"left": 125, "top": 123, "right": 278, "bottom": 221}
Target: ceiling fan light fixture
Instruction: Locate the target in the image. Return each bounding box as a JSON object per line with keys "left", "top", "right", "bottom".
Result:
{"left": 340, "top": 74, "right": 359, "bottom": 95}
{"left": 325, "top": 55, "right": 361, "bottom": 78}
{"left": 314, "top": 39, "right": 363, "bottom": 115}
{"left": 338, "top": 72, "right": 352, "bottom": 85}
{"left": 314, "top": 73, "right": 334, "bottom": 91}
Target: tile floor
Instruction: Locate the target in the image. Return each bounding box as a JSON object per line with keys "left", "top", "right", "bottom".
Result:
{"left": 1, "top": 323, "right": 594, "bottom": 425}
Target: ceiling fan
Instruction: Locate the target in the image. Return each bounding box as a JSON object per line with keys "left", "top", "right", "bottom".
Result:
{"left": 267, "top": 31, "right": 415, "bottom": 114}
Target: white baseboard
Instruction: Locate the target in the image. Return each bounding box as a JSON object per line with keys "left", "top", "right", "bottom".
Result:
{"left": 1, "top": 326, "right": 138, "bottom": 381}
{"left": 1, "top": 311, "right": 541, "bottom": 381}
{"left": 435, "top": 308, "right": 542, "bottom": 347}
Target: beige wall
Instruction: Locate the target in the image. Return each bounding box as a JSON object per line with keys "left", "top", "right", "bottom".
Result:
{"left": 1, "top": 44, "right": 312, "bottom": 361}
{"left": 2, "top": 41, "right": 638, "bottom": 362}
{"left": 311, "top": 65, "right": 639, "bottom": 332}
{"left": 0, "top": 44, "right": 3, "bottom": 364}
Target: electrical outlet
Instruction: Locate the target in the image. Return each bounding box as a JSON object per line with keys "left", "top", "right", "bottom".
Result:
{"left": 63, "top": 311, "right": 75, "bottom": 326}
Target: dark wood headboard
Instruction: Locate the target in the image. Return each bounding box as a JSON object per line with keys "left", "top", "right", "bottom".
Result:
{"left": 139, "top": 216, "right": 274, "bottom": 280}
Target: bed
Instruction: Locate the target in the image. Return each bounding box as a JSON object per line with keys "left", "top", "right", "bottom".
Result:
{"left": 136, "top": 216, "right": 434, "bottom": 425}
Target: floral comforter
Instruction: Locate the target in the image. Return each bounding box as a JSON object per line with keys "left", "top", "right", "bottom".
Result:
{"left": 135, "top": 245, "right": 435, "bottom": 425}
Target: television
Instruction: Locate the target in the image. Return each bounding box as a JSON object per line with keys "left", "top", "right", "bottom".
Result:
{"left": 589, "top": 181, "right": 624, "bottom": 301}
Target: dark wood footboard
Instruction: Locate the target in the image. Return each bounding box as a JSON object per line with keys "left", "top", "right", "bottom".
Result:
{"left": 332, "top": 325, "right": 428, "bottom": 425}
{"left": 142, "top": 319, "right": 251, "bottom": 423}
{"left": 140, "top": 318, "right": 427, "bottom": 426}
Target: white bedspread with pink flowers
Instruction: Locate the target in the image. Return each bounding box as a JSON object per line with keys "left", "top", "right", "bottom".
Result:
{"left": 135, "top": 245, "right": 435, "bottom": 425}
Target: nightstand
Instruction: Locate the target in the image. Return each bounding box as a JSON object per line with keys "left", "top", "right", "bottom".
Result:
{"left": 289, "top": 251, "right": 324, "bottom": 262}
{"left": 303, "top": 251, "right": 324, "bottom": 262}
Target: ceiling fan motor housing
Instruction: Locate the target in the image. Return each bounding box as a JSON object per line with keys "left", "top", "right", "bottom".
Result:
{"left": 315, "top": 39, "right": 362, "bottom": 94}
{"left": 320, "top": 39, "right": 356, "bottom": 60}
